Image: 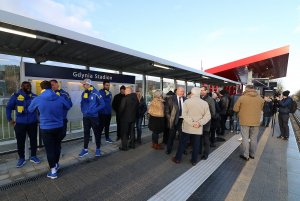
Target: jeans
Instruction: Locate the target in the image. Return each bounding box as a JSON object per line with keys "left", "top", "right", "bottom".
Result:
{"left": 136, "top": 117, "right": 143, "bottom": 141}
{"left": 41, "top": 127, "right": 63, "bottom": 168}
{"left": 175, "top": 133, "right": 200, "bottom": 163}
{"left": 240, "top": 126, "right": 259, "bottom": 158}
{"left": 99, "top": 114, "right": 112, "bottom": 139}
{"left": 83, "top": 117, "right": 101, "bottom": 149}
{"left": 262, "top": 117, "right": 271, "bottom": 127}
{"left": 14, "top": 123, "right": 38, "bottom": 159}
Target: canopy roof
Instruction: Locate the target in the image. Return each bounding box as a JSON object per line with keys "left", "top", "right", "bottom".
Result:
{"left": 205, "top": 46, "right": 289, "bottom": 83}
{"left": 0, "top": 10, "right": 239, "bottom": 86}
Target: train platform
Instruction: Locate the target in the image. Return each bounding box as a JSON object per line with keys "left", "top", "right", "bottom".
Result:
{"left": 0, "top": 117, "right": 299, "bottom": 201}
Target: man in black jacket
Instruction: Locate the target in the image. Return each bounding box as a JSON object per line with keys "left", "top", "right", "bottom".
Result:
{"left": 112, "top": 85, "right": 125, "bottom": 141}
{"left": 119, "top": 87, "right": 139, "bottom": 150}
{"left": 165, "top": 87, "right": 186, "bottom": 154}
{"left": 200, "top": 86, "right": 215, "bottom": 159}
{"left": 276, "top": 90, "right": 292, "bottom": 140}
{"left": 219, "top": 90, "right": 230, "bottom": 136}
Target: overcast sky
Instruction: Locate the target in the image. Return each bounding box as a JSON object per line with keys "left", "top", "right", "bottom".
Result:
{"left": 0, "top": 0, "right": 299, "bottom": 92}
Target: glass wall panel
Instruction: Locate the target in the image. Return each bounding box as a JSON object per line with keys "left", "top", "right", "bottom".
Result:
{"left": 187, "top": 82, "right": 195, "bottom": 94}
{"left": 0, "top": 54, "right": 21, "bottom": 142}
{"left": 146, "top": 75, "right": 161, "bottom": 103}
{"left": 163, "top": 78, "right": 175, "bottom": 96}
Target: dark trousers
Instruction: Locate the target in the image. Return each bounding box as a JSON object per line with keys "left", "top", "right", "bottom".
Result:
{"left": 210, "top": 126, "right": 216, "bottom": 144}
{"left": 200, "top": 131, "right": 210, "bottom": 157}
{"left": 167, "top": 118, "right": 183, "bottom": 153}
{"left": 59, "top": 119, "right": 68, "bottom": 154}
{"left": 152, "top": 131, "right": 160, "bottom": 144}
{"left": 175, "top": 133, "right": 200, "bottom": 163}
{"left": 83, "top": 117, "right": 101, "bottom": 149}
{"left": 14, "top": 123, "right": 38, "bottom": 159}
{"left": 41, "top": 127, "right": 63, "bottom": 169}
{"left": 116, "top": 114, "right": 121, "bottom": 138}
{"left": 121, "top": 121, "right": 135, "bottom": 149}
{"left": 278, "top": 113, "right": 290, "bottom": 138}
{"left": 135, "top": 117, "right": 143, "bottom": 141}
{"left": 99, "top": 114, "right": 111, "bottom": 139}
{"left": 220, "top": 115, "right": 227, "bottom": 135}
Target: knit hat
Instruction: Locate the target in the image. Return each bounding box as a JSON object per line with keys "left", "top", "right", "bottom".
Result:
{"left": 282, "top": 90, "right": 290, "bottom": 97}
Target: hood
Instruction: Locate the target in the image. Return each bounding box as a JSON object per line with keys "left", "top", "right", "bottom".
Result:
{"left": 39, "top": 89, "right": 60, "bottom": 101}
{"left": 243, "top": 89, "right": 258, "bottom": 97}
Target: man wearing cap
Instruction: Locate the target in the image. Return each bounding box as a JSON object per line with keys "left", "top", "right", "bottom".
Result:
{"left": 79, "top": 79, "right": 105, "bottom": 158}
{"left": 50, "top": 80, "right": 73, "bottom": 146}
{"left": 276, "top": 90, "right": 292, "bottom": 140}
{"left": 112, "top": 85, "right": 126, "bottom": 141}
{"left": 99, "top": 80, "right": 113, "bottom": 143}
{"left": 6, "top": 81, "right": 40, "bottom": 168}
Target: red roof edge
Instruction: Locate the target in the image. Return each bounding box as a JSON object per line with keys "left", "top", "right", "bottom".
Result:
{"left": 205, "top": 45, "right": 289, "bottom": 74}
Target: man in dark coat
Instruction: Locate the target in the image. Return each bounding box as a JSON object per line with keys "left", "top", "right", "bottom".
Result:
{"left": 112, "top": 85, "right": 125, "bottom": 141}
{"left": 200, "top": 86, "right": 215, "bottom": 159}
{"left": 219, "top": 89, "right": 230, "bottom": 135}
{"left": 119, "top": 87, "right": 139, "bottom": 150}
{"left": 165, "top": 87, "right": 186, "bottom": 154}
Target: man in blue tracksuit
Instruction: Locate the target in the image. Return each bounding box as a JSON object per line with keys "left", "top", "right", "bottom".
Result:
{"left": 79, "top": 79, "right": 105, "bottom": 158}
{"left": 50, "top": 79, "right": 73, "bottom": 141}
{"left": 6, "top": 81, "right": 40, "bottom": 168}
{"left": 99, "top": 80, "right": 113, "bottom": 143}
{"left": 28, "top": 81, "right": 71, "bottom": 179}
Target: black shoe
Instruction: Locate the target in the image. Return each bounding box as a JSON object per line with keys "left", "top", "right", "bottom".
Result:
{"left": 172, "top": 157, "right": 180, "bottom": 164}
{"left": 190, "top": 160, "right": 197, "bottom": 166}
{"left": 119, "top": 147, "right": 128, "bottom": 151}
{"left": 165, "top": 150, "right": 171, "bottom": 155}
{"left": 283, "top": 137, "right": 289, "bottom": 140}
{"left": 277, "top": 136, "right": 283, "bottom": 139}
{"left": 249, "top": 155, "right": 255, "bottom": 159}
{"left": 240, "top": 155, "right": 249, "bottom": 161}
{"left": 201, "top": 155, "right": 208, "bottom": 160}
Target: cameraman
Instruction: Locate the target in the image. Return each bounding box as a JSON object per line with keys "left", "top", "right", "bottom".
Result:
{"left": 276, "top": 90, "right": 292, "bottom": 140}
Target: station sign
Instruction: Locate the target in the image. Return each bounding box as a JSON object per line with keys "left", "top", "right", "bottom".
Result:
{"left": 24, "top": 62, "right": 135, "bottom": 84}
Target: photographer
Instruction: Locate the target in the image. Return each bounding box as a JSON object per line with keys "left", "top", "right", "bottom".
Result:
{"left": 276, "top": 90, "right": 292, "bottom": 140}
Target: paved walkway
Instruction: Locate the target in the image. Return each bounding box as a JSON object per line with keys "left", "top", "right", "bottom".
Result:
{"left": 0, "top": 117, "right": 299, "bottom": 201}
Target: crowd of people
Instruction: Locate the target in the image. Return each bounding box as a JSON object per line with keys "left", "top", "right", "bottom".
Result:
{"left": 6, "top": 78, "right": 294, "bottom": 179}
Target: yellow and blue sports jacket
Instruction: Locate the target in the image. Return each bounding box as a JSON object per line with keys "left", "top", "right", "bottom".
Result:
{"left": 99, "top": 89, "right": 112, "bottom": 115}
{"left": 28, "top": 89, "right": 71, "bottom": 129}
{"left": 6, "top": 89, "right": 38, "bottom": 124}
{"left": 54, "top": 89, "right": 73, "bottom": 120}
{"left": 81, "top": 86, "right": 105, "bottom": 117}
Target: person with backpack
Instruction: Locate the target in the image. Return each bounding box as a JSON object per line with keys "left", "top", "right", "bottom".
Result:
{"left": 276, "top": 90, "right": 293, "bottom": 140}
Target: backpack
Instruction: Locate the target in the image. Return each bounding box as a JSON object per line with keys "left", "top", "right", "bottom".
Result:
{"left": 289, "top": 100, "right": 297, "bottom": 114}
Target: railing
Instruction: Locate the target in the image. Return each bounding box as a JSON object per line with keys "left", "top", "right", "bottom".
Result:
{"left": 292, "top": 106, "right": 300, "bottom": 127}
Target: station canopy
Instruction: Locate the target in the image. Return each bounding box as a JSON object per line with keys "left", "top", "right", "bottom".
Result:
{"left": 0, "top": 10, "right": 239, "bottom": 86}
{"left": 205, "top": 46, "right": 289, "bottom": 84}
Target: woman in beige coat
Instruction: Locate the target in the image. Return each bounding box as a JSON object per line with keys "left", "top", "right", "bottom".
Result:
{"left": 148, "top": 90, "right": 165, "bottom": 149}
{"left": 172, "top": 87, "right": 211, "bottom": 165}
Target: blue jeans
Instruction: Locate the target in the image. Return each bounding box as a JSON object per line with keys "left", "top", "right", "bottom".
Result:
{"left": 263, "top": 117, "right": 271, "bottom": 127}
{"left": 175, "top": 132, "right": 200, "bottom": 163}
{"left": 136, "top": 117, "right": 143, "bottom": 141}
